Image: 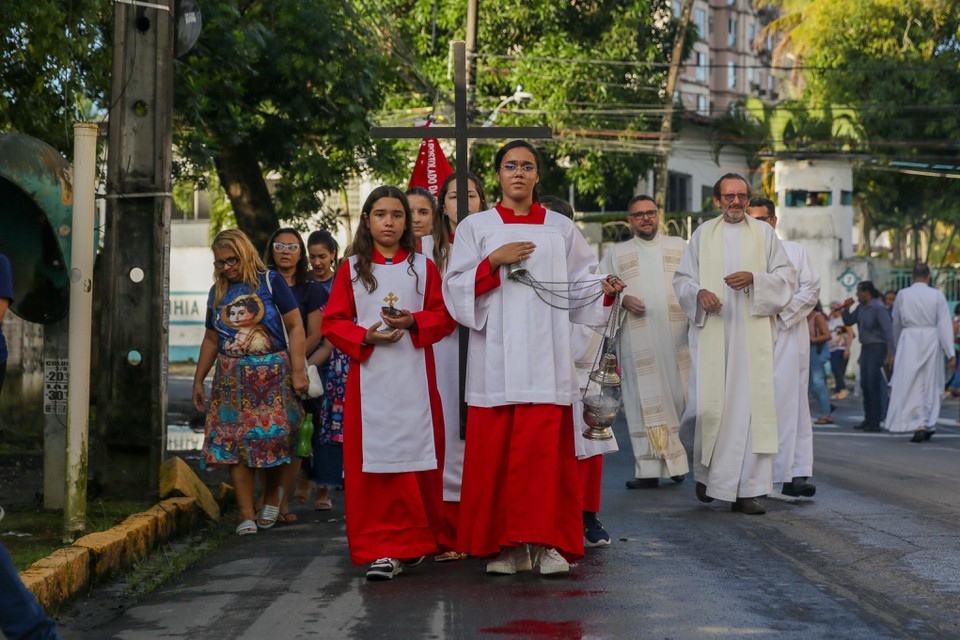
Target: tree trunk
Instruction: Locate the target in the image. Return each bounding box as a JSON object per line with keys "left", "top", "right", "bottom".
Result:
{"left": 858, "top": 206, "right": 871, "bottom": 256}
{"left": 215, "top": 143, "right": 279, "bottom": 252}
{"left": 654, "top": 0, "right": 695, "bottom": 213}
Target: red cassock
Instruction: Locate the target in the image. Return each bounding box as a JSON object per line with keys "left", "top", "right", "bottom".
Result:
{"left": 578, "top": 455, "right": 603, "bottom": 514}
{"left": 321, "top": 249, "right": 456, "bottom": 565}
{"left": 453, "top": 204, "right": 586, "bottom": 563}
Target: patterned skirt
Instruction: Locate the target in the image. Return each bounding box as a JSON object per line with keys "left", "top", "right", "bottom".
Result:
{"left": 202, "top": 351, "right": 303, "bottom": 468}
{"left": 317, "top": 347, "right": 349, "bottom": 445}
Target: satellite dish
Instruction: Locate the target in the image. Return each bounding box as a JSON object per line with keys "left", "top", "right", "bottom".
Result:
{"left": 175, "top": 0, "right": 202, "bottom": 59}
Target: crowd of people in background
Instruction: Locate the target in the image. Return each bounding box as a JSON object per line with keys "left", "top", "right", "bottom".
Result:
{"left": 3, "top": 135, "right": 959, "bottom": 640}
{"left": 180, "top": 140, "right": 960, "bottom": 584}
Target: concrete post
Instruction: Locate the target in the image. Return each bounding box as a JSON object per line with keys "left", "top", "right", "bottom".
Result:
{"left": 64, "top": 123, "right": 98, "bottom": 538}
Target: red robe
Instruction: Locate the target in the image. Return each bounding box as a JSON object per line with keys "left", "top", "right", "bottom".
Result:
{"left": 455, "top": 203, "right": 586, "bottom": 562}
{"left": 321, "top": 248, "right": 456, "bottom": 565}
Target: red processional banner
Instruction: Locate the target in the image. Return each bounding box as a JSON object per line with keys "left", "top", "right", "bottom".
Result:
{"left": 408, "top": 135, "right": 453, "bottom": 197}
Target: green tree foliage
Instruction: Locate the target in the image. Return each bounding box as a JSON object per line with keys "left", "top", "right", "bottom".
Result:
{"left": 761, "top": 0, "right": 960, "bottom": 262}
{"left": 711, "top": 97, "right": 862, "bottom": 193}
{"left": 172, "top": 0, "right": 403, "bottom": 249}
{"left": 0, "top": 1, "right": 111, "bottom": 153}
{"left": 376, "top": 0, "right": 692, "bottom": 210}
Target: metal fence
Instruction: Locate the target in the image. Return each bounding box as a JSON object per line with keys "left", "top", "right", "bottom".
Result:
{"left": 871, "top": 267, "right": 960, "bottom": 311}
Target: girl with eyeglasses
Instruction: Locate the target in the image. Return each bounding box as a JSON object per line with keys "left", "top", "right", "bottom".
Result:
{"left": 442, "top": 140, "right": 624, "bottom": 576}
{"left": 321, "top": 186, "right": 456, "bottom": 580}
{"left": 193, "top": 229, "right": 308, "bottom": 536}
{"left": 264, "top": 228, "right": 329, "bottom": 523}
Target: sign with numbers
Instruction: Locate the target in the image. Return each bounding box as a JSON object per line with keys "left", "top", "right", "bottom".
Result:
{"left": 44, "top": 358, "right": 68, "bottom": 415}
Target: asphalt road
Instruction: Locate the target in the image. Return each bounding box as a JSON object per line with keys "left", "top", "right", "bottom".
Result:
{"left": 57, "top": 390, "right": 960, "bottom": 639}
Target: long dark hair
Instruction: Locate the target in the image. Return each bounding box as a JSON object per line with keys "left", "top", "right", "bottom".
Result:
{"left": 406, "top": 186, "right": 451, "bottom": 275}
{"left": 264, "top": 227, "right": 311, "bottom": 284}
{"left": 307, "top": 230, "right": 340, "bottom": 265}
{"left": 437, "top": 172, "right": 488, "bottom": 224}
{"left": 494, "top": 139, "right": 543, "bottom": 202}
{"left": 348, "top": 185, "right": 419, "bottom": 293}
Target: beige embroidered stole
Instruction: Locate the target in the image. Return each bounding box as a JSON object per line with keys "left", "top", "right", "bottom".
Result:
{"left": 698, "top": 216, "right": 778, "bottom": 466}
{"left": 615, "top": 236, "right": 691, "bottom": 460}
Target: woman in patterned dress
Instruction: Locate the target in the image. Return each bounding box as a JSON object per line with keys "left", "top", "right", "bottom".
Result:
{"left": 193, "top": 229, "right": 308, "bottom": 535}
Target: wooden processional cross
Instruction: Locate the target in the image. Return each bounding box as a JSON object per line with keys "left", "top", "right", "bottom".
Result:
{"left": 371, "top": 41, "right": 552, "bottom": 435}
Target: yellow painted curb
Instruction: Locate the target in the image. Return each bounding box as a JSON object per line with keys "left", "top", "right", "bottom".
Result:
{"left": 19, "top": 490, "right": 217, "bottom": 612}
{"left": 159, "top": 457, "right": 221, "bottom": 521}
{"left": 19, "top": 547, "right": 91, "bottom": 611}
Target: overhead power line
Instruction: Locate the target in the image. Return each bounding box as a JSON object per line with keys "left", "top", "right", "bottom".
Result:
{"left": 475, "top": 52, "right": 960, "bottom": 73}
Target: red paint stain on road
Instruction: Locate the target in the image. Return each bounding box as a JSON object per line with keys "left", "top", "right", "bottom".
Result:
{"left": 480, "top": 619, "right": 586, "bottom": 639}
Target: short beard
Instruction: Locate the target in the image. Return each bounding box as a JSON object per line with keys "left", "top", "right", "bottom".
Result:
{"left": 636, "top": 228, "right": 658, "bottom": 241}
{"left": 722, "top": 209, "right": 745, "bottom": 223}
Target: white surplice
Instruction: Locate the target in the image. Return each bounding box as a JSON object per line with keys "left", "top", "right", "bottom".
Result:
{"left": 886, "top": 282, "right": 954, "bottom": 432}
{"left": 771, "top": 240, "right": 820, "bottom": 483}
{"left": 349, "top": 254, "right": 436, "bottom": 473}
{"left": 570, "top": 323, "right": 619, "bottom": 459}
{"left": 442, "top": 208, "right": 609, "bottom": 407}
{"left": 420, "top": 235, "right": 465, "bottom": 500}
{"left": 673, "top": 218, "right": 795, "bottom": 502}
{"left": 599, "top": 235, "right": 690, "bottom": 478}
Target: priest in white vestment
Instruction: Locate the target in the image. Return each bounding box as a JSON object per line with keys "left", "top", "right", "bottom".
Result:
{"left": 746, "top": 198, "right": 821, "bottom": 498}
{"left": 599, "top": 195, "right": 691, "bottom": 489}
{"left": 886, "top": 263, "right": 956, "bottom": 442}
{"left": 673, "top": 174, "right": 795, "bottom": 515}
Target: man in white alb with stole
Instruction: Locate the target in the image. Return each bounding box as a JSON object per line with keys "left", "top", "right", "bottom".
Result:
{"left": 673, "top": 174, "right": 795, "bottom": 515}
{"left": 746, "top": 197, "right": 821, "bottom": 498}
{"left": 599, "top": 195, "right": 691, "bottom": 489}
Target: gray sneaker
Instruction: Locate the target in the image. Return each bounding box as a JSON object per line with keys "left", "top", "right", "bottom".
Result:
{"left": 486, "top": 544, "right": 532, "bottom": 575}
{"left": 537, "top": 547, "right": 570, "bottom": 575}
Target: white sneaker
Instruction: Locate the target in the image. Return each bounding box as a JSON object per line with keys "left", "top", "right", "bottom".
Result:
{"left": 366, "top": 557, "right": 402, "bottom": 580}
{"left": 486, "top": 544, "right": 532, "bottom": 575}
{"left": 537, "top": 547, "right": 570, "bottom": 575}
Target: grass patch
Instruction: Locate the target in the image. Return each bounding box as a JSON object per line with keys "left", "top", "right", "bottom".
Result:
{"left": 3, "top": 499, "right": 152, "bottom": 571}
{"left": 121, "top": 524, "right": 224, "bottom": 603}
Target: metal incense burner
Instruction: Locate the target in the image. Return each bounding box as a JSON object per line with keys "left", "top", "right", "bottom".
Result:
{"left": 506, "top": 261, "right": 528, "bottom": 281}
{"left": 581, "top": 353, "right": 622, "bottom": 441}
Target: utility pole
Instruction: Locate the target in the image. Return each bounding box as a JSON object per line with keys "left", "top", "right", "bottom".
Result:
{"left": 655, "top": 0, "right": 695, "bottom": 213}
{"left": 96, "top": 0, "right": 175, "bottom": 496}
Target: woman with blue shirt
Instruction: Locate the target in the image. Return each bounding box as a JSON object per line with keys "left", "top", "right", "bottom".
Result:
{"left": 193, "top": 229, "right": 308, "bottom": 535}
{"left": 264, "top": 227, "right": 328, "bottom": 522}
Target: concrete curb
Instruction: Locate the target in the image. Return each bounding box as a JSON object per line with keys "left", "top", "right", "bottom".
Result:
{"left": 19, "top": 456, "right": 222, "bottom": 611}
{"left": 19, "top": 497, "right": 202, "bottom": 611}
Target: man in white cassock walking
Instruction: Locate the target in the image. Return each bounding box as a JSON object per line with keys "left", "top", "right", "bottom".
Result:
{"left": 599, "top": 195, "right": 691, "bottom": 490}
{"left": 886, "top": 263, "right": 956, "bottom": 442}
{"left": 673, "top": 174, "right": 795, "bottom": 515}
{"left": 746, "top": 197, "right": 821, "bottom": 498}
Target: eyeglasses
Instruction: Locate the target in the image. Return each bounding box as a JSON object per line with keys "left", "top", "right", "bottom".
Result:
{"left": 719, "top": 193, "right": 750, "bottom": 203}
{"left": 499, "top": 162, "right": 537, "bottom": 175}
{"left": 214, "top": 256, "right": 240, "bottom": 269}
{"left": 628, "top": 209, "right": 658, "bottom": 220}
{"left": 273, "top": 242, "right": 300, "bottom": 253}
